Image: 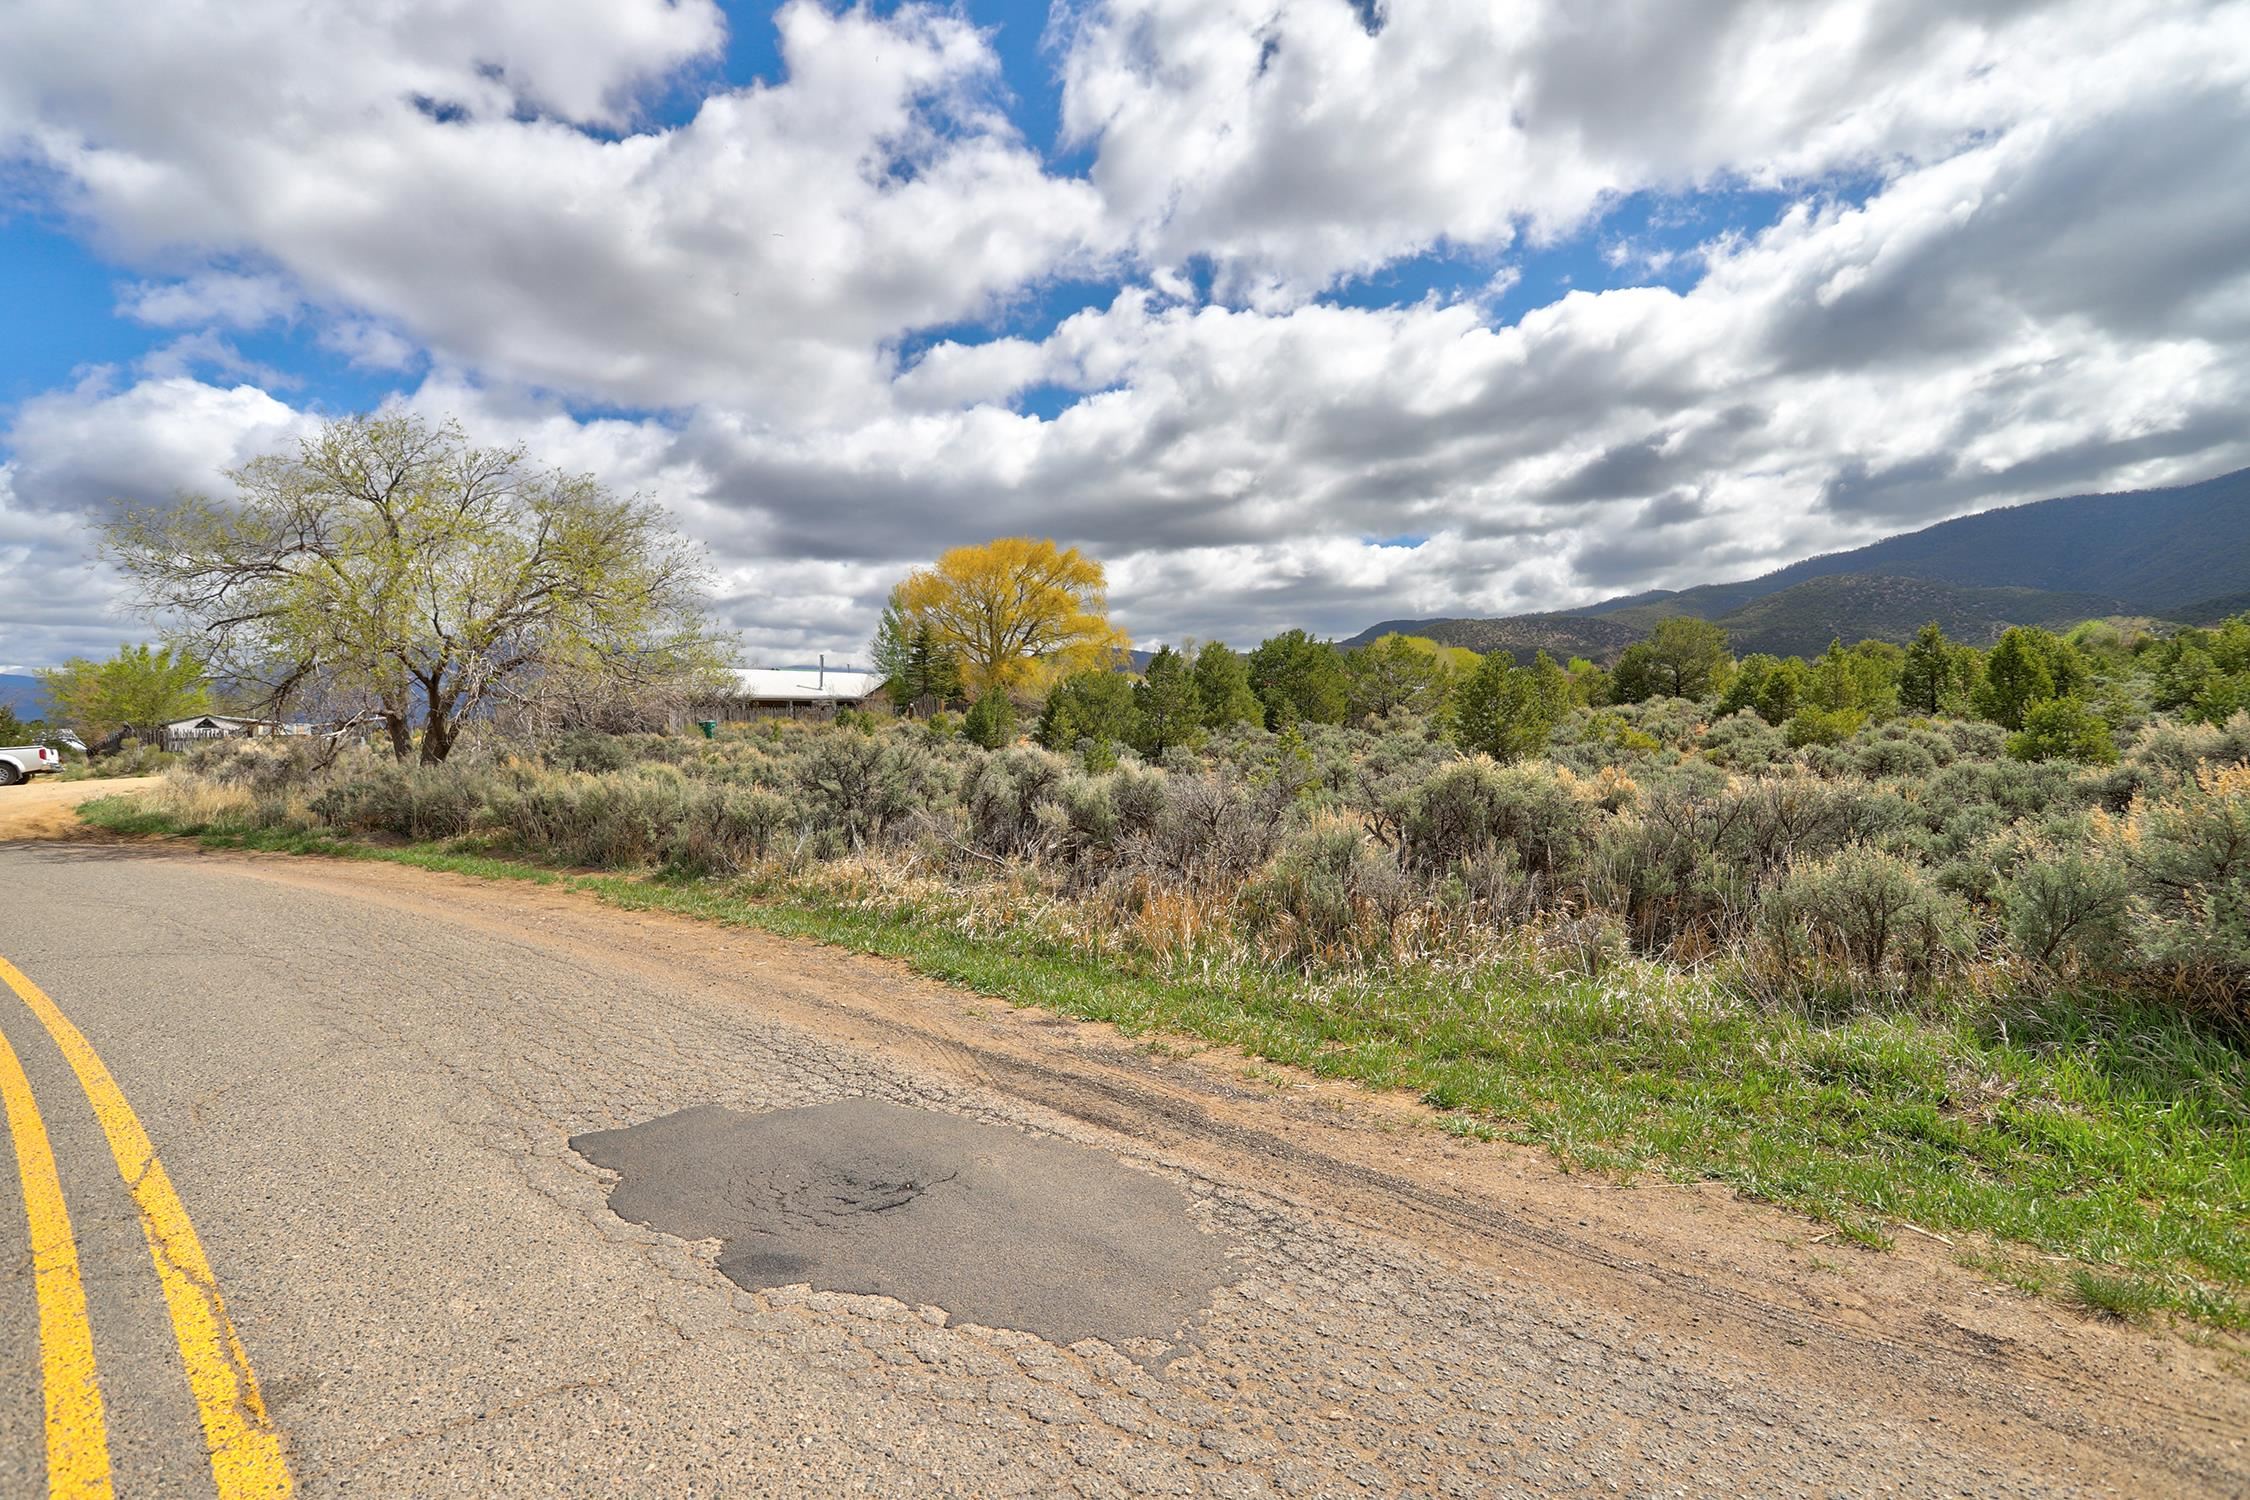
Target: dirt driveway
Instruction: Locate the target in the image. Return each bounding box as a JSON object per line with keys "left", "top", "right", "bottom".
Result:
{"left": 0, "top": 775, "right": 161, "bottom": 839}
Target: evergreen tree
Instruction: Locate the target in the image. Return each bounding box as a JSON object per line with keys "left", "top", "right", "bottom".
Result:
{"left": 1132, "top": 646, "right": 1204, "bottom": 756}
{"left": 1246, "top": 629, "right": 1351, "bottom": 726}
{"left": 1452, "top": 651, "right": 1571, "bottom": 761}
{"left": 1609, "top": 617, "right": 1731, "bottom": 702}
{"left": 1345, "top": 634, "right": 1455, "bottom": 721}
{"left": 904, "top": 624, "right": 962, "bottom": 707}
{"left": 1036, "top": 670, "right": 1137, "bottom": 753}
{"left": 869, "top": 590, "right": 914, "bottom": 694}
{"left": 1563, "top": 657, "right": 1610, "bottom": 707}
{"left": 1975, "top": 627, "right": 2084, "bottom": 730}
{"left": 1191, "top": 641, "right": 1263, "bottom": 729}
{"left": 2006, "top": 697, "right": 2118, "bottom": 765}
{"left": 2146, "top": 614, "right": 2250, "bottom": 725}
{"left": 1806, "top": 638, "right": 1901, "bottom": 719}
{"left": 963, "top": 689, "right": 1017, "bottom": 749}
{"left": 1899, "top": 622, "right": 1954, "bottom": 715}
{"left": 1721, "top": 654, "right": 1791, "bottom": 723}
{"left": 873, "top": 592, "right": 967, "bottom": 712}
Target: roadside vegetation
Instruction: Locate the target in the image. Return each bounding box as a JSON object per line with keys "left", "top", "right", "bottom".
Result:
{"left": 58, "top": 414, "right": 2250, "bottom": 1332}
{"left": 84, "top": 656, "right": 2250, "bottom": 1330}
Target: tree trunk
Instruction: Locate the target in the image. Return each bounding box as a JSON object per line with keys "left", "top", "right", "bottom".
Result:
{"left": 419, "top": 708, "right": 454, "bottom": 765}
{"left": 382, "top": 709, "right": 413, "bottom": 762}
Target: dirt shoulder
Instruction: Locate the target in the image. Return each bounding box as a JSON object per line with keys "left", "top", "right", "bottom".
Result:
{"left": 0, "top": 776, "right": 163, "bottom": 840}
{"left": 134, "top": 840, "right": 2250, "bottom": 1492}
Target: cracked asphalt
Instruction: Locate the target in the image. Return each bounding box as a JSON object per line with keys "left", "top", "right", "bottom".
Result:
{"left": 0, "top": 839, "right": 2243, "bottom": 1497}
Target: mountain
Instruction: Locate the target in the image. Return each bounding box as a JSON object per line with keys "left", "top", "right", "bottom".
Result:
{"left": 0, "top": 675, "right": 44, "bottom": 719}
{"left": 2179, "top": 591, "right": 2250, "bottom": 626}
{"left": 1700, "top": 576, "right": 2127, "bottom": 658}
{"left": 1357, "top": 466, "right": 2250, "bottom": 659}
{"left": 1579, "top": 465, "right": 2250, "bottom": 624}
{"left": 1338, "top": 614, "right": 1642, "bottom": 664}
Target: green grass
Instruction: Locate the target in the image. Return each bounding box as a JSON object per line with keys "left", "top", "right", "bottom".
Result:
{"left": 2068, "top": 1267, "right": 2169, "bottom": 1322}
{"left": 78, "top": 795, "right": 2250, "bottom": 1332}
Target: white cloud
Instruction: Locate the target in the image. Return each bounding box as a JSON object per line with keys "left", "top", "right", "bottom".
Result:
{"left": 2, "top": 0, "right": 2249, "bottom": 664}
{"left": 1, "top": 0, "right": 1110, "bottom": 416}
{"left": 318, "top": 320, "right": 421, "bottom": 372}
{"left": 5, "top": 372, "right": 312, "bottom": 518}
{"left": 117, "top": 270, "right": 299, "bottom": 329}
{"left": 1058, "top": 0, "right": 2249, "bottom": 305}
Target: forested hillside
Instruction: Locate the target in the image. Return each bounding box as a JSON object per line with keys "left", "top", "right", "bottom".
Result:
{"left": 1363, "top": 466, "right": 2250, "bottom": 659}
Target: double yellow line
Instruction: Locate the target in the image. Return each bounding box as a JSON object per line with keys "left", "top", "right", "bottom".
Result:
{"left": 0, "top": 954, "right": 292, "bottom": 1498}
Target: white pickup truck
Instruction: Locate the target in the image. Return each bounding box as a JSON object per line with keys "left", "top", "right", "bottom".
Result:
{"left": 0, "top": 743, "right": 65, "bottom": 785}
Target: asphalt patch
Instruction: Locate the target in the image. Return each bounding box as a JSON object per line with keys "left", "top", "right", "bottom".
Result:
{"left": 571, "top": 1100, "right": 1230, "bottom": 1350}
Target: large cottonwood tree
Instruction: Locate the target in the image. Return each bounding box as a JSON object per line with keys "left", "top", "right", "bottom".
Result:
{"left": 892, "top": 537, "right": 1126, "bottom": 698}
{"left": 105, "top": 414, "right": 726, "bottom": 762}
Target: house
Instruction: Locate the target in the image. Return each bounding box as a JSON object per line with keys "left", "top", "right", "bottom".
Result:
{"left": 715, "top": 662, "right": 882, "bottom": 720}
{"left": 155, "top": 714, "right": 318, "bottom": 748}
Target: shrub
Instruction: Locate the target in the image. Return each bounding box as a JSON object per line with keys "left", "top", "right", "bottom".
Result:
{"left": 791, "top": 732, "right": 939, "bottom": 847}
{"left": 667, "top": 786, "right": 794, "bottom": 875}
{"left": 1109, "top": 761, "right": 1169, "bottom": 839}
{"left": 1126, "top": 769, "right": 1292, "bottom": 887}
{"left": 1588, "top": 784, "right": 1759, "bottom": 953}
{"left": 2121, "top": 711, "right": 2250, "bottom": 787}
{"left": 1995, "top": 828, "right": 2130, "bottom": 972}
{"left": 188, "top": 736, "right": 339, "bottom": 796}
{"left": 516, "top": 771, "right": 699, "bottom": 867}
{"left": 2007, "top": 697, "right": 2118, "bottom": 765}
{"left": 1546, "top": 709, "right": 1661, "bottom": 774}
{"left": 308, "top": 763, "right": 489, "bottom": 841}
{"left": 1048, "top": 771, "right": 1121, "bottom": 861}
{"left": 963, "top": 690, "right": 1017, "bottom": 749}
{"left": 1396, "top": 759, "right": 1593, "bottom": 881}
{"left": 1784, "top": 706, "right": 1865, "bottom": 748}
{"left": 2109, "top": 765, "right": 2250, "bottom": 1019}
{"left": 1242, "top": 821, "right": 1410, "bottom": 966}
{"left": 547, "top": 729, "right": 632, "bottom": 774}
{"left": 1702, "top": 710, "right": 1788, "bottom": 770}
{"left": 1853, "top": 730, "right": 1938, "bottom": 779}
{"left": 1753, "top": 847, "right": 1973, "bottom": 1003}
{"left": 964, "top": 747, "right": 1069, "bottom": 858}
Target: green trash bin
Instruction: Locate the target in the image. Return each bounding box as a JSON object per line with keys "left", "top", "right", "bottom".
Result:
{"left": 697, "top": 719, "right": 718, "bottom": 739}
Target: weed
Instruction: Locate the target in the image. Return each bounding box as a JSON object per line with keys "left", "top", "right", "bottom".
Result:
{"left": 2068, "top": 1268, "right": 2166, "bottom": 1322}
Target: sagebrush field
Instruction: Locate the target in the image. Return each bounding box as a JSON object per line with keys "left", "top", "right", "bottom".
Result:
{"left": 89, "top": 624, "right": 2250, "bottom": 1329}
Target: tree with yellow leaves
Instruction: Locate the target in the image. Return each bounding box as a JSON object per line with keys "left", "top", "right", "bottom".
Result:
{"left": 893, "top": 538, "right": 1128, "bottom": 697}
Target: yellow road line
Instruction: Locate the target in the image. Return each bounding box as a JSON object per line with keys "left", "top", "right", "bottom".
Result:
{"left": 0, "top": 955, "right": 292, "bottom": 1499}
{"left": 0, "top": 1021, "right": 114, "bottom": 1499}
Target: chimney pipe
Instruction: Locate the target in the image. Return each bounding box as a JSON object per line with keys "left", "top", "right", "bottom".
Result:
{"left": 818, "top": 653, "right": 826, "bottom": 690}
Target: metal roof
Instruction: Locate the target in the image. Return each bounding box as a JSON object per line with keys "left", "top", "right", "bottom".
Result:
{"left": 730, "top": 667, "right": 880, "bottom": 703}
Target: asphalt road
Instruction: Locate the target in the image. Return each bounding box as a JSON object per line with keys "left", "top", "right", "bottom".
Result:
{"left": 0, "top": 837, "right": 2243, "bottom": 1497}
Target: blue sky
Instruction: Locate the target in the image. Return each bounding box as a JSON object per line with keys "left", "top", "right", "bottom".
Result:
{"left": 1, "top": 0, "right": 1714, "bottom": 428}
{"left": 3, "top": 0, "right": 2247, "bottom": 666}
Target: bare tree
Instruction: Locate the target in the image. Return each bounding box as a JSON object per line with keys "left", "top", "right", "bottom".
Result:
{"left": 105, "top": 413, "right": 731, "bottom": 762}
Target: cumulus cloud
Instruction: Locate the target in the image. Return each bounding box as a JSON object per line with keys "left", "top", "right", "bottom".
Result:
{"left": 1, "top": 0, "right": 1109, "bottom": 416}
{"left": 2, "top": 0, "right": 2248, "bottom": 665}
{"left": 1057, "top": 0, "right": 2245, "bottom": 305}
{"left": 0, "top": 462, "right": 136, "bottom": 665}
{"left": 5, "top": 373, "right": 312, "bottom": 516}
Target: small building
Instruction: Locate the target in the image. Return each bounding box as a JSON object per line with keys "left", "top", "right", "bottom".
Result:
{"left": 716, "top": 664, "right": 882, "bottom": 721}
{"left": 155, "top": 714, "right": 317, "bottom": 748}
